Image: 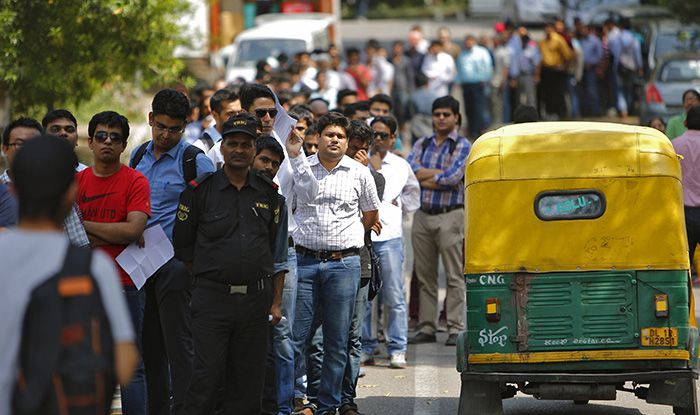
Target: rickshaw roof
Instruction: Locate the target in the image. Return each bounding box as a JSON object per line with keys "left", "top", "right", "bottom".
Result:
{"left": 467, "top": 122, "right": 680, "bottom": 185}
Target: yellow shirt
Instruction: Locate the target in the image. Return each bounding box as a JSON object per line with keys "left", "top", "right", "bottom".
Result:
{"left": 539, "top": 32, "right": 572, "bottom": 69}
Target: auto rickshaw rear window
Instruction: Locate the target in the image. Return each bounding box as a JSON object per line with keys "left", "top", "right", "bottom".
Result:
{"left": 535, "top": 191, "right": 605, "bottom": 221}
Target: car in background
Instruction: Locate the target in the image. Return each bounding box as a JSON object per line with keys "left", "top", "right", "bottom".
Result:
{"left": 640, "top": 53, "right": 700, "bottom": 125}
{"left": 222, "top": 13, "right": 335, "bottom": 83}
{"left": 585, "top": 4, "right": 673, "bottom": 26}
{"left": 647, "top": 22, "right": 700, "bottom": 74}
{"left": 501, "top": 0, "right": 561, "bottom": 25}
{"left": 564, "top": 0, "right": 638, "bottom": 27}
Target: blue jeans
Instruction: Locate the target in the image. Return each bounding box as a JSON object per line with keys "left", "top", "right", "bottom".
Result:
{"left": 580, "top": 68, "right": 600, "bottom": 116}
{"left": 122, "top": 287, "right": 146, "bottom": 415}
{"left": 461, "top": 82, "right": 486, "bottom": 138}
{"left": 567, "top": 74, "right": 580, "bottom": 118}
{"left": 292, "top": 254, "right": 361, "bottom": 415}
{"left": 362, "top": 238, "right": 407, "bottom": 356}
{"left": 272, "top": 248, "right": 298, "bottom": 414}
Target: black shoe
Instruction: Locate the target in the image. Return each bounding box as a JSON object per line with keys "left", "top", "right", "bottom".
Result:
{"left": 445, "top": 333, "right": 458, "bottom": 346}
{"left": 409, "top": 332, "right": 437, "bottom": 344}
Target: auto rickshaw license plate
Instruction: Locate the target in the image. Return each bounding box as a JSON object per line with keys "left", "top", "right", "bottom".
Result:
{"left": 641, "top": 328, "right": 678, "bottom": 346}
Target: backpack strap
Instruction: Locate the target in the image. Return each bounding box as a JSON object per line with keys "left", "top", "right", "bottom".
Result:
{"left": 129, "top": 142, "right": 150, "bottom": 170}
{"left": 199, "top": 132, "right": 214, "bottom": 152}
{"left": 182, "top": 145, "right": 204, "bottom": 183}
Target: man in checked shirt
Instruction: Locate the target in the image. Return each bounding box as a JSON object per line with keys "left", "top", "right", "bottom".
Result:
{"left": 407, "top": 95, "right": 471, "bottom": 347}
{"left": 288, "top": 112, "right": 380, "bottom": 415}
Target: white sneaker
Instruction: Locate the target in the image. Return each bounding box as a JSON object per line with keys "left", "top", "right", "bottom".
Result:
{"left": 389, "top": 352, "right": 407, "bottom": 369}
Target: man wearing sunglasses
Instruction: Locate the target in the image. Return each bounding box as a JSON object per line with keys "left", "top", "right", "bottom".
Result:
{"left": 407, "top": 96, "right": 471, "bottom": 347}
{"left": 130, "top": 88, "right": 215, "bottom": 415}
{"left": 77, "top": 111, "right": 151, "bottom": 414}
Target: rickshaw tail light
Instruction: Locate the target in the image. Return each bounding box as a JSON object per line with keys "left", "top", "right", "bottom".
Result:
{"left": 486, "top": 298, "right": 500, "bottom": 322}
{"left": 655, "top": 294, "right": 669, "bottom": 318}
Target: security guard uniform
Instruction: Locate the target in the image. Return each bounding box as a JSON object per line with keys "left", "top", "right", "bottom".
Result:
{"left": 174, "top": 147, "right": 283, "bottom": 414}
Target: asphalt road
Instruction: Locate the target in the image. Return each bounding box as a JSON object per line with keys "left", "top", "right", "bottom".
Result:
{"left": 354, "top": 291, "right": 700, "bottom": 415}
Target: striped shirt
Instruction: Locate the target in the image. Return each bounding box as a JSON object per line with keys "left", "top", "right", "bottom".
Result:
{"left": 292, "top": 154, "right": 380, "bottom": 251}
{"left": 407, "top": 132, "right": 471, "bottom": 209}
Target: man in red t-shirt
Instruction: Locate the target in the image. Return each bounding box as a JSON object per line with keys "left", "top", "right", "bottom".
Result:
{"left": 345, "top": 48, "right": 372, "bottom": 101}
{"left": 76, "top": 111, "right": 151, "bottom": 415}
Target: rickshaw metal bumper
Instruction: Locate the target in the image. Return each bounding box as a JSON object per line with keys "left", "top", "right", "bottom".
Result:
{"left": 460, "top": 369, "right": 698, "bottom": 383}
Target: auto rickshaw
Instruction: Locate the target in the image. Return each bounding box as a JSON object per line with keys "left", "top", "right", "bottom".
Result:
{"left": 457, "top": 122, "right": 699, "bottom": 414}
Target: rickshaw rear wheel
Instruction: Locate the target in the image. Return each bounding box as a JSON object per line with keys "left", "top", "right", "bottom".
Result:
{"left": 458, "top": 379, "right": 503, "bottom": 415}
{"left": 672, "top": 379, "right": 698, "bottom": 415}
{"left": 573, "top": 400, "right": 589, "bottom": 405}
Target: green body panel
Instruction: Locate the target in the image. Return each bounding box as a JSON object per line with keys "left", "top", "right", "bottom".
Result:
{"left": 464, "top": 270, "right": 695, "bottom": 373}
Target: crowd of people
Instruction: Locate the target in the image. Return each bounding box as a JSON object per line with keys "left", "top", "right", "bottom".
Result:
{"left": 1, "top": 15, "right": 699, "bottom": 415}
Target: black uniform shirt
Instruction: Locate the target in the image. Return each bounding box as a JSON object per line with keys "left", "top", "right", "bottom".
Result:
{"left": 173, "top": 169, "right": 281, "bottom": 285}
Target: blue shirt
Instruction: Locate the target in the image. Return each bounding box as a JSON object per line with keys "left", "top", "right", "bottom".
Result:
{"left": 580, "top": 34, "right": 603, "bottom": 67}
{"left": 407, "top": 131, "right": 471, "bottom": 209}
{"left": 518, "top": 42, "right": 541, "bottom": 75}
{"left": 456, "top": 45, "right": 493, "bottom": 84}
{"left": 0, "top": 184, "right": 17, "bottom": 227}
{"left": 507, "top": 34, "right": 522, "bottom": 78}
{"left": 130, "top": 140, "right": 215, "bottom": 241}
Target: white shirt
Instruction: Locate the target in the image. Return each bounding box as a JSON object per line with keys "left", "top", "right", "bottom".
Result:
{"left": 194, "top": 124, "right": 221, "bottom": 153}
{"left": 292, "top": 154, "right": 380, "bottom": 250}
{"left": 206, "top": 141, "right": 224, "bottom": 169}
{"left": 421, "top": 51, "right": 457, "bottom": 97}
{"left": 372, "top": 152, "right": 420, "bottom": 242}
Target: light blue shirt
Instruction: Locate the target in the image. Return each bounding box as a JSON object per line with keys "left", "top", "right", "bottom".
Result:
{"left": 456, "top": 45, "right": 493, "bottom": 84}
{"left": 518, "top": 42, "right": 541, "bottom": 75}
{"left": 507, "top": 34, "right": 522, "bottom": 78}
{"left": 580, "top": 34, "right": 603, "bottom": 67}
{"left": 130, "top": 139, "right": 215, "bottom": 241}
{"left": 609, "top": 29, "right": 642, "bottom": 71}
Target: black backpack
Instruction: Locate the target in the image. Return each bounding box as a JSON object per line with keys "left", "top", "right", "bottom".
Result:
{"left": 13, "top": 245, "right": 115, "bottom": 415}
{"left": 130, "top": 141, "right": 204, "bottom": 183}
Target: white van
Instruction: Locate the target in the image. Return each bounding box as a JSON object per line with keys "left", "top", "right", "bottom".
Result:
{"left": 223, "top": 13, "right": 335, "bottom": 83}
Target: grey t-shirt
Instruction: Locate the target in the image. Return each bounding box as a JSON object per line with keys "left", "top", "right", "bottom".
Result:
{"left": 0, "top": 230, "right": 134, "bottom": 415}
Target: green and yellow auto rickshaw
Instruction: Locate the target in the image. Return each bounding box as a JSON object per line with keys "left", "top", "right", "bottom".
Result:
{"left": 457, "top": 122, "right": 699, "bottom": 414}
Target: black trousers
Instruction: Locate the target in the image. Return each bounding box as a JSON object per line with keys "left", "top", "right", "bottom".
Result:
{"left": 539, "top": 67, "right": 568, "bottom": 119}
{"left": 143, "top": 258, "right": 194, "bottom": 415}
{"left": 182, "top": 282, "right": 272, "bottom": 415}
{"left": 685, "top": 206, "right": 700, "bottom": 270}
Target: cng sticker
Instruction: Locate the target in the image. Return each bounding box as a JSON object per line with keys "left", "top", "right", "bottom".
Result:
{"left": 479, "top": 274, "right": 505, "bottom": 285}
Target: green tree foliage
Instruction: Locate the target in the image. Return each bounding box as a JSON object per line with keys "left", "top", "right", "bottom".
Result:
{"left": 0, "top": 0, "right": 189, "bottom": 114}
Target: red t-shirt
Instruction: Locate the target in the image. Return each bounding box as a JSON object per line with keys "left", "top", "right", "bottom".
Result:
{"left": 77, "top": 165, "right": 151, "bottom": 287}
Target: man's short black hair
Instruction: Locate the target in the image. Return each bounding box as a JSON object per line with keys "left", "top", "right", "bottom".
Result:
{"left": 13, "top": 134, "right": 77, "bottom": 224}
{"left": 277, "top": 89, "right": 293, "bottom": 107}
{"left": 513, "top": 105, "right": 539, "bottom": 124}
{"left": 371, "top": 115, "right": 398, "bottom": 135}
{"left": 687, "top": 106, "right": 700, "bottom": 130}
{"left": 369, "top": 93, "right": 393, "bottom": 110}
{"left": 256, "top": 135, "right": 285, "bottom": 163}
{"left": 683, "top": 89, "right": 700, "bottom": 103}
{"left": 2, "top": 117, "right": 42, "bottom": 147}
{"left": 337, "top": 89, "right": 358, "bottom": 105}
{"left": 41, "top": 109, "right": 77, "bottom": 129}
{"left": 431, "top": 96, "right": 460, "bottom": 115}
{"left": 346, "top": 47, "right": 360, "bottom": 57}
{"left": 343, "top": 101, "right": 370, "bottom": 118}
{"left": 152, "top": 88, "right": 190, "bottom": 121}
{"left": 366, "top": 39, "right": 381, "bottom": 50}
{"left": 210, "top": 88, "right": 240, "bottom": 114}
{"left": 347, "top": 120, "right": 373, "bottom": 145}
{"left": 289, "top": 105, "right": 314, "bottom": 126}
{"left": 316, "top": 112, "right": 349, "bottom": 136}
{"left": 240, "top": 83, "right": 275, "bottom": 111}
{"left": 88, "top": 111, "right": 130, "bottom": 141}
{"left": 305, "top": 124, "right": 317, "bottom": 137}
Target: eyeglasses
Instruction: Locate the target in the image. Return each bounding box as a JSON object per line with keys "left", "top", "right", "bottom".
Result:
{"left": 374, "top": 132, "right": 390, "bottom": 140}
{"left": 154, "top": 124, "right": 185, "bottom": 135}
{"left": 48, "top": 125, "right": 77, "bottom": 134}
{"left": 254, "top": 108, "right": 278, "bottom": 119}
{"left": 93, "top": 131, "right": 125, "bottom": 143}
{"left": 432, "top": 111, "right": 453, "bottom": 118}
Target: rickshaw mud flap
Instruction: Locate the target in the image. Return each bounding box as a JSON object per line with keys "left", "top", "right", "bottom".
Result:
{"left": 459, "top": 369, "right": 698, "bottom": 383}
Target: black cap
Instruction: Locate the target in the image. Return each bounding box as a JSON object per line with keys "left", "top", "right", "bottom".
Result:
{"left": 221, "top": 113, "right": 259, "bottom": 140}
{"left": 12, "top": 134, "right": 77, "bottom": 201}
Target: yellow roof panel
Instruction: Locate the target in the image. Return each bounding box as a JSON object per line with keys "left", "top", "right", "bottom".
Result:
{"left": 467, "top": 122, "right": 680, "bottom": 184}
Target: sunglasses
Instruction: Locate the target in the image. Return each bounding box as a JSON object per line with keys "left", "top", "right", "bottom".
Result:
{"left": 93, "top": 131, "right": 124, "bottom": 143}
{"left": 255, "top": 108, "right": 278, "bottom": 118}
{"left": 374, "top": 131, "right": 390, "bottom": 140}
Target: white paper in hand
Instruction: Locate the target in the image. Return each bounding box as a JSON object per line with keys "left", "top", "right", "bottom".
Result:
{"left": 272, "top": 92, "right": 297, "bottom": 146}
{"left": 116, "top": 225, "right": 174, "bottom": 289}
